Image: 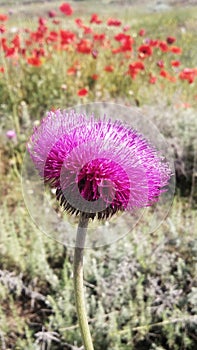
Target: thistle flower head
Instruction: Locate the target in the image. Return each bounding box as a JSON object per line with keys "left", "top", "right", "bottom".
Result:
{"left": 28, "top": 109, "right": 172, "bottom": 220}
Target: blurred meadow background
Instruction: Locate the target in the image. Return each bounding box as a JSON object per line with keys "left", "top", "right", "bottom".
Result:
{"left": 0, "top": 0, "right": 197, "bottom": 349}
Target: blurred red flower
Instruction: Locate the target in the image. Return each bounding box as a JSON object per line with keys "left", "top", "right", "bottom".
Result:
{"left": 93, "top": 33, "right": 105, "bottom": 41}
{"left": 128, "top": 61, "right": 145, "bottom": 79}
{"left": 170, "top": 46, "right": 182, "bottom": 54}
{"left": 48, "top": 10, "right": 57, "bottom": 18}
{"left": 12, "top": 34, "right": 20, "bottom": 49}
{"left": 179, "top": 68, "right": 197, "bottom": 84}
{"left": 171, "top": 60, "right": 181, "bottom": 67}
{"left": 160, "top": 69, "right": 176, "bottom": 82}
{"left": 166, "top": 36, "right": 176, "bottom": 44}
{"left": 75, "top": 18, "right": 83, "bottom": 27}
{"left": 149, "top": 74, "right": 157, "bottom": 84}
{"left": 59, "top": 3, "right": 73, "bottom": 16}
{"left": 159, "top": 41, "right": 168, "bottom": 52}
{"left": 104, "top": 65, "right": 114, "bottom": 72}
{"left": 107, "top": 18, "right": 121, "bottom": 26}
{"left": 77, "top": 88, "right": 88, "bottom": 96}
{"left": 90, "top": 14, "right": 102, "bottom": 24}
{"left": 67, "top": 66, "right": 77, "bottom": 75}
{"left": 139, "top": 28, "right": 146, "bottom": 36}
{"left": 0, "top": 66, "right": 4, "bottom": 73}
{"left": 92, "top": 74, "right": 98, "bottom": 80}
{"left": 0, "top": 25, "right": 5, "bottom": 33}
{"left": 138, "top": 44, "right": 152, "bottom": 58}
{"left": 0, "top": 14, "right": 8, "bottom": 21}
{"left": 77, "top": 39, "right": 92, "bottom": 54}
{"left": 60, "top": 30, "right": 75, "bottom": 45}
{"left": 27, "top": 56, "right": 42, "bottom": 66}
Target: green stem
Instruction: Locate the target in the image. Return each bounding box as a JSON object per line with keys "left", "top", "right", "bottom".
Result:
{"left": 74, "top": 214, "right": 94, "bottom": 350}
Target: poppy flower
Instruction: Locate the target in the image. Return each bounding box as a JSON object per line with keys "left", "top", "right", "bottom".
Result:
{"left": 0, "top": 25, "right": 5, "bottom": 33}
{"left": 75, "top": 18, "right": 83, "bottom": 28}
{"left": 104, "top": 65, "right": 114, "bottom": 72}
{"left": 77, "top": 88, "right": 88, "bottom": 97}
{"left": 139, "top": 28, "right": 146, "bottom": 36}
{"left": 92, "top": 74, "right": 98, "bottom": 80}
{"left": 27, "top": 56, "right": 42, "bottom": 67}
{"left": 171, "top": 60, "right": 181, "bottom": 67}
{"left": 0, "top": 66, "right": 5, "bottom": 73}
{"left": 159, "top": 41, "right": 168, "bottom": 52}
{"left": 149, "top": 74, "right": 157, "bottom": 84}
{"left": 0, "top": 14, "right": 8, "bottom": 21}
{"left": 107, "top": 18, "right": 122, "bottom": 26}
{"left": 166, "top": 36, "right": 176, "bottom": 44}
{"left": 28, "top": 110, "right": 172, "bottom": 219}
{"left": 77, "top": 39, "right": 92, "bottom": 54}
{"left": 128, "top": 61, "right": 145, "bottom": 79}
{"left": 170, "top": 46, "right": 182, "bottom": 54}
{"left": 138, "top": 44, "right": 152, "bottom": 58}
{"left": 90, "top": 13, "right": 102, "bottom": 24}
{"left": 60, "top": 30, "right": 75, "bottom": 45}
{"left": 59, "top": 3, "right": 73, "bottom": 16}
{"left": 160, "top": 69, "right": 176, "bottom": 82}
{"left": 48, "top": 10, "right": 57, "bottom": 18}
{"left": 179, "top": 68, "right": 196, "bottom": 84}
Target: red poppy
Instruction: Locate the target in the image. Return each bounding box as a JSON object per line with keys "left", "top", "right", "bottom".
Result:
{"left": 149, "top": 74, "right": 157, "bottom": 84}
{"left": 60, "top": 30, "right": 75, "bottom": 45}
{"left": 93, "top": 33, "right": 105, "bottom": 41}
{"left": 179, "top": 68, "right": 196, "bottom": 84}
{"left": 90, "top": 13, "right": 102, "bottom": 24}
{"left": 83, "top": 26, "right": 93, "bottom": 35}
{"left": 127, "top": 61, "right": 145, "bottom": 79}
{"left": 38, "top": 17, "right": 47, "bottom": 26}
{"left": 104, "top": 65, "right": 114, "bottom": 72}
{"left": 0, "top": 66, "right": 4, "bottom": 73}
{"left": 77, "top": 39, "right": 92, "bottom": 54}
{"left": 148, "top": 39, "right": 159, "bottom": 47}
{"left": 160, "top": 69, "right": 176, "bottom": 82}
{"left": 5, "top": 47, "right": 15, "bottom": 57}
{"left": 107, "top": 18, "right": 122, "bottom": 26}
{"left": 27, "top": 56, "right": 42, "bottom": 66}
{"left": 75, "top": 18, "right": 83, "bottom": 28}
{"left": 166, "top": 36, "right": 176, "bottom": 44}
{"left": 113, "top": 34, "right": 134, "bottom": 53}
{"left": 59, "top": 3, "right": 73, "bottom": 16}
{"left": 138, "top": 44, "right": 152, "bottom": 58}
{"left": 170, "top": 46, "right": 182, "bottom": 54}
{"left": 53, "top": 19, "right": 60, "bottom": 25}
{"left": 12, "top": 34, "right": 20, "bottom": 49}
{"left": 48, "top": 10, "right": 57, "bottom": 18}
{"left": 123, "top": 25, "right": 130, "bottom": 32}
{"left": 0, "top": 14, "right": 8, "bottom": 21}
{"left": 67, "top": 66, "right": 77, "bottom": 75}
{"left": 0, "top": 25, "right": 5, "bottom": 33}
{"left": 78, "top": 88, "right": 88, "bottom": 97}
{"left": 92, "top": 74, "right": 98, "bottom": 80}
{"left": 46, "top": 31, "right": 58, "bottom": 43}
{"left": 139, "top": 28, "right": 146, "bottom": 36}
{"left": 159, "top": 41, "right": 168, "bottom": 52}
{"left": 171, "top": 60, "right": 181, "bottom": 67}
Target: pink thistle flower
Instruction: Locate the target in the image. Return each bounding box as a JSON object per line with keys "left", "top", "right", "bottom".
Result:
{"left": 27, "top": 110, "right": 172, "bottom": 220}
{"left": 6, "top": 129, "right": 16, "bottom": 139}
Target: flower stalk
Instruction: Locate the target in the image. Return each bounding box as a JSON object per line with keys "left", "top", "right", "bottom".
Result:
{"left": 74, "top": 214, "right": 94, "bottom": 350}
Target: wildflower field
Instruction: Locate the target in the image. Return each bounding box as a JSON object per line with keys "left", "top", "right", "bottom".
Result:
{"left": 0, "top": 0, "right": 197, "bottom": 349}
